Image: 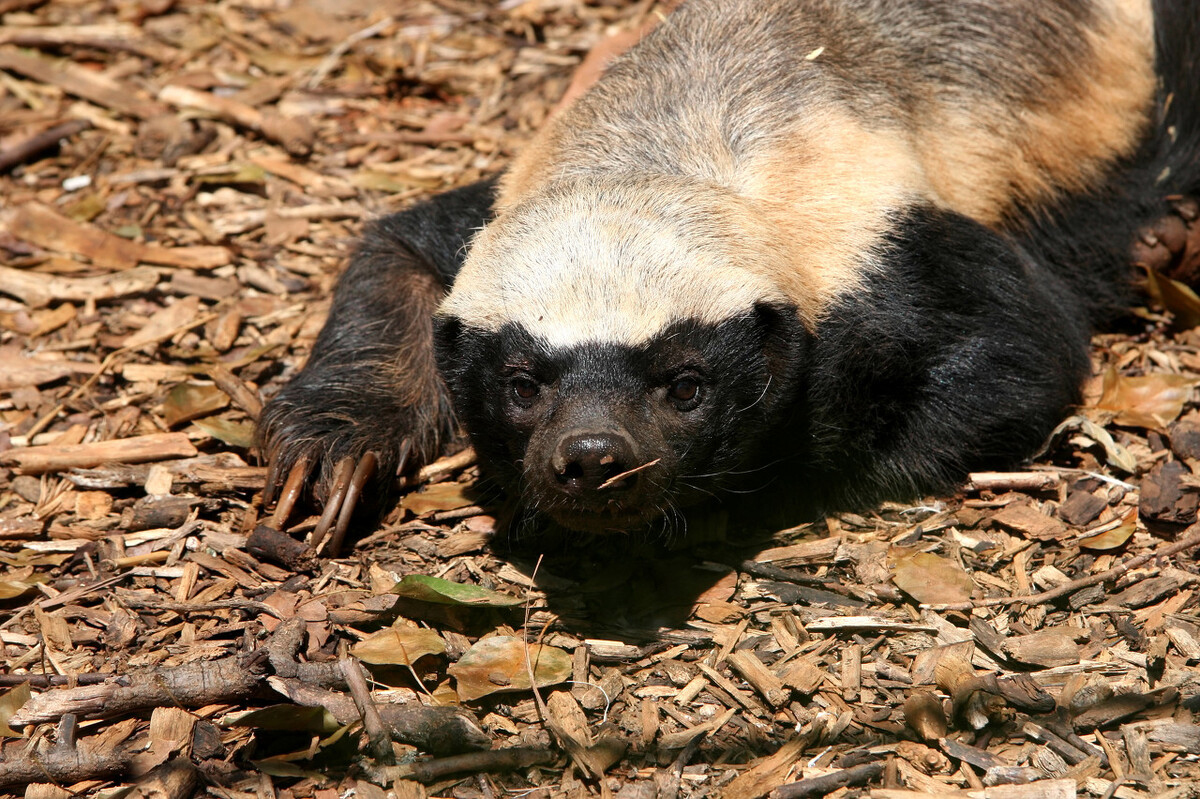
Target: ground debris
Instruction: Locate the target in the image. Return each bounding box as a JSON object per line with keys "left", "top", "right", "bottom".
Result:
{"left": 0, "top": 0, "right": 1198, "bottom": 797}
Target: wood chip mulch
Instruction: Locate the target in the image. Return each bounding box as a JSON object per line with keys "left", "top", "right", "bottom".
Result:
{"left": 0, "top": 1, "right": 1198, "bottom": 798}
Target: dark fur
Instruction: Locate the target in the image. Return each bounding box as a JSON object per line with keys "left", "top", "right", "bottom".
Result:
{"left": 259, "top": 0, "right": 1200, "bottom": 531}
{"left": 258, "top": 180, "right": 494, "bottom": 506}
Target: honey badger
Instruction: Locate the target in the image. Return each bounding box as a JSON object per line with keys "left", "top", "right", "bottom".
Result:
{"left": 260, "top": 0, "right": 1200, "bottom": 541}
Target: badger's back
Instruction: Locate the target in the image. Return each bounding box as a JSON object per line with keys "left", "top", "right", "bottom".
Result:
{"left": 459, "top": 0, "right": 1157, "bottom": 334}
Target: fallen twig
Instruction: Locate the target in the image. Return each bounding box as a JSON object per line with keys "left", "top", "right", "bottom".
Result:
{"left": 768, "top": 761, "right": 885, "bottom": 799}
{"left": 0, "top": 119, "right": 90, "bottom": 171}
{"left": 409, "top": 747, "right": 556, "bottom": 784}
{"left": 927, "top": 522, "right": 1200, "bottom": 611}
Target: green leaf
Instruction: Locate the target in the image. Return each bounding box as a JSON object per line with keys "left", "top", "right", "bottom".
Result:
{"left": 449, "top": 636, "right": 572, "bottom": 701}
{"left": 390, "top": 574, "right": 524, "bottom": 607}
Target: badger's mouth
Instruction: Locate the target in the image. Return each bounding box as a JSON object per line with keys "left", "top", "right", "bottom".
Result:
{"left": 541, "top": 497, "right": 669, "bottom": 534}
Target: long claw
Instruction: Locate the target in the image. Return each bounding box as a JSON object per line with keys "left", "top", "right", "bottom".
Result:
{"left": 326, "top": 451, "right": 378, "bottom": 558}
{"left": 271, "top": 453, "right": 312, "bottom": 530}
{"left": 263, "top": 450, "right": 284, "bottom": 507}
{"left": 310, "top": 456, "right": 355, "bottom": 554}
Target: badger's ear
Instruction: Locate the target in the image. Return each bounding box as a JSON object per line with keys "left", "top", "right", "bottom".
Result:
{"left": 754, "top": 302, "right": 809, "bottom": 383}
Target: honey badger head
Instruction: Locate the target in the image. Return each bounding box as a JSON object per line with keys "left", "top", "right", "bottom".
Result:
{"left": 435, "top": 176, "right": 809, "bottom": 533}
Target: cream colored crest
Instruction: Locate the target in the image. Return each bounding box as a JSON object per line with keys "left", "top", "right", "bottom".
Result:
{"left": 440, "top": 177, "right": 793, "bottom": 348}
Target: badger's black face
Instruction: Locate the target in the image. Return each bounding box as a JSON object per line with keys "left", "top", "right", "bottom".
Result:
{"left": 435, "top": 303, "right": 805, "bottom": 533}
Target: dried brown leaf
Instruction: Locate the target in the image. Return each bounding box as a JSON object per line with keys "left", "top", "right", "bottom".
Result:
{"left": 448, "top": 636, "right": 572, "bottom": 702}
{"left": 892, "top": 551, "right": 974, "bottom": 604}
{"left": 1095, "top": 367, "right": 1196, "bottom": 430}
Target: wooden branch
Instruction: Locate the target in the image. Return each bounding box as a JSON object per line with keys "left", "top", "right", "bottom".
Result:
{"left": 2, "top": 432, "right": 198, "bottom": 474}
{"left": 0, "top": 264, "right": 160, "bottom": 309}
{"left": 158, "top": 85, "right": 313, "bottom": 156}
{"left": 927, "top": 523, "right": 1200, "bottom": 611}
{"left": 966, "top": 471, "right": 1060, "bottom": 493}
{"left": 0, "top": 738, "right": 133, "bottom": 790}
{"left": 0, "top": 46, "right": 164, "bottom": 118}
{"left": 340, "top": 658, "right": 395, "bottom": 766}
{"left": 0, "top": 24, "right": 179, "bottom": 61}
{"left": 7, "top": 203, "right": 231, "bottom": 270}
{"left": 9, "top": 653, "right": 266, "bottom": 726}
{"left": 769, "top": 761, "right": 885, "bottom": 799}
{"left": 0, "top": 119, "right": 90, "bottom": 171}
{"left": 409, "top": 747, "right": 556, "bottom": 784}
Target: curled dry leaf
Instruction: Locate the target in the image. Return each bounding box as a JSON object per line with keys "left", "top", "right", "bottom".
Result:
{"left": 902, "top": 691, "right": 948, "bottom": 742}
{"left": 0, "top": 580, "right": 37, "bottom": 601}
{"left": 0, "top": 683, "right": 31, "bottom": 737}
{"left": 350, "top": 625, "right": 446, "bottom": 666}
{"left": 1050, "top": 415, "right": 1139, "bottom": 472}
{"left": 390, "top": 574, "right": 524, "bottom": 608}
{"left": 448, "top": 636, "right": 572, "bottom": 701}
{"left": 1146, "top": 268, "right": 1200, "bottom": 329}
{"left": 891, "top": 551, "right": 974, "bottom": 605}
{"left": 162, "top": 382, "right": 229, "bottom": 427}
{"left": 223, "top": 704, "right": 341, "bottom": 735}
{"left": 1078, "top": 509, "right": 1137, "bottom": 551}
{"left": 1094, "top": 367, "right": 1196, "bottom": 430}
{"left": 192, "top": 417, "right": 255, "bottom": 448}
{"left": 399, "top": 481, "right": 476, "bottom": 516}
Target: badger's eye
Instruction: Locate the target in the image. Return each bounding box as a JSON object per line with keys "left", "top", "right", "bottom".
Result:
{"left": 667, "top": 375, "right": 702, "bottom": 409}
{"left": 510, "top": 375, "right": 540, "bottom": 404}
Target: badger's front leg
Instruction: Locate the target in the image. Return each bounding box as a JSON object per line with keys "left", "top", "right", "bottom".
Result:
{"left": 258, "top": 180, "right": 494, "bottom": 551}
{"left": 802, "top": 206, "right": 1096, "bottom": 509}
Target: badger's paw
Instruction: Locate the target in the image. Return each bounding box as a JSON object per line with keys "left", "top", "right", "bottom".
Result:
{"left": 1133, "top": 195, "right": 1200, "bottom": 285}
{"left": 257, "top": 381, "right": 447, "bottom": 556}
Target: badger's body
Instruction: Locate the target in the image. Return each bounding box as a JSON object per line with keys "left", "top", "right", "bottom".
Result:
{"left": 261, "top": 0, "right": 1200, "bottom": 539}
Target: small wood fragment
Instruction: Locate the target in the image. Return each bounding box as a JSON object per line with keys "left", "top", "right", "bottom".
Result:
{"left": 769, "top": 761, "right": 885, "bottom": 799}
{"left": 7, "top": 204, "right": 230, "bottom": 270}
{"left": 3, "top": 433, "right": 198, "bottom": 473}
{"left": 726, "top": 650, "right": 790, "bottom": 708}
{"left": 158, "top": 85, "right": 313, "bottom": 156}
{"left": 0, "top": 119, "right": 91, "bottom": 172}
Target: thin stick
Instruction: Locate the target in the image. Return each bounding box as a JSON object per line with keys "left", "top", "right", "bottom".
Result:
{"left": 0, "top": 119, "right": 90, "bottom": 171}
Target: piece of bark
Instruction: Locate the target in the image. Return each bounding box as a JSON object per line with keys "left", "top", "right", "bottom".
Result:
{"left": 7, "top": 203, "right": 230, "bottom": 270}
{"left": 0, "top": 264, "right": 161, "bottom": 308}
{"left": 0, "top": 119, "right": 91, "bottom": 172}
{"left": 991, "top": 501, "right": 1069, "bottom": 540}
{"left": 727, "top": 650, "right": 790, "bottom": 708}
{"left": 1167, "top": 420, "right": 1200, "bottom": 460}
{"left": 1111, "top": 571, "right": 1195, "bottom": 609}
{"left": 769, "top": 761, "right": 885, "bottom": 799}
{"left": 158, "top": 85, "right": 313, "bottom": 156}
{"left": 1139, "top": 460, "right": 1198, "bottom": 524}
{"left": 1058, "top": 490, "right": 1108, "bottom": 526}
{"left": 125, "top": 758, "right": 199, "bottom": 799}
{"left": 3, "top": 432, "right": 198, "bottom": 473}
{"left": 0, "top": 351, "right": 101, "bottom": 389}
{"left": 938, "top": 737, "right": 1008, "bottom": 771}
{"left": 0, "top": 24, "right": 179, "bottom": 61}
{"left": 0, "top": 46, "right": 164, "bottom": 118}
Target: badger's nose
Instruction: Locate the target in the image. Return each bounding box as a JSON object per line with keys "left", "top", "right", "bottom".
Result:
{"left": 551, "top": 430, "right": 638, "bottom": 494}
